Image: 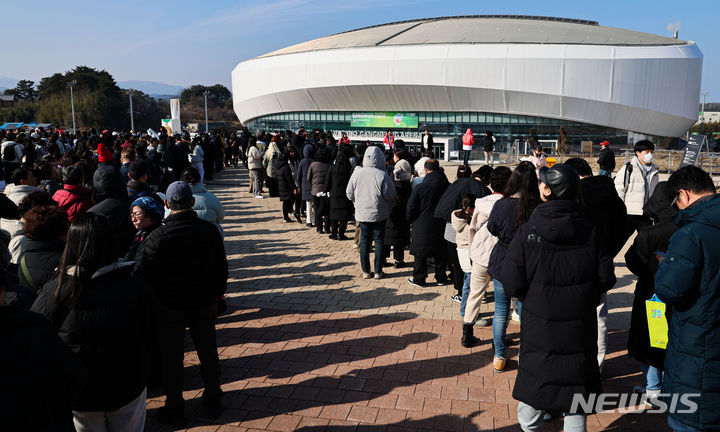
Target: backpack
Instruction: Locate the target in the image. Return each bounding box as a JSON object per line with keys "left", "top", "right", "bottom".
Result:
{"left": 623, "top": 162, "right": 633, "bottom": 189}
{"left": 3, "top": 144, "right": 16, "bottom": 161}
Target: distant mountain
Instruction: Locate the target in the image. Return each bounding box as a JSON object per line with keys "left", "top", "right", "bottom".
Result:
{"left": 0, "top": 76, "right": 18, "bottom": 91}
{"left": 117, "top": 80, "right": 185, "bottom": 97}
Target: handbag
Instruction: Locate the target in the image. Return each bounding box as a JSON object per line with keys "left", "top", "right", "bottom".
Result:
{"left": 646, "top": 294, "right": 668, "bottom": 349}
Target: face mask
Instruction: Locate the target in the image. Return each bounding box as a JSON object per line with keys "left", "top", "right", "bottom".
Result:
{"left": 642, "top": 153, "right": 653, "bottom": 164}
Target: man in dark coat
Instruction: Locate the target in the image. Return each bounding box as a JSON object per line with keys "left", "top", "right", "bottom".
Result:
{"left": 275, "top": 150, "right": 300, "bottom": 223}
{"left": 297, "top": 144, "right": 315, "bottom": 226}
{"left": 655, "top": 166, "right": 720, "bottom": 432}
{"left": 596, "top": 141, "right": 615, "bottom": 177}
{"left": 134, "top": 181, "right": 228, "bottom": 426}
{"left": 502, "top": 164, "right": 615, "bottom": 430}
{"left": 565, "top": 157, "right": 627, "bottom": 372}
{"left": 624, "top": 182, "right": 677, "bottom": 404}
{"left": 407, "top": 159, "right": 450, "bottom": 287}
{"left": 421, "top": 129, "right": 434, "bottom": 153}
{"left": 324, "top": 147, "right": 354, "bottom": 240}
{"left": 434, "top": 169, "right": 491, "bottom": 298}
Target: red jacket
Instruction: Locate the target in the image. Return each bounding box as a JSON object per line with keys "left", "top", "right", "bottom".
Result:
{"left": 52, "top": 185, "right": 94, "bottom": 222}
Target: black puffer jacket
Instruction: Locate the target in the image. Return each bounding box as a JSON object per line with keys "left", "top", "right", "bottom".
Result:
{"left": 0, "top": 305, "right": 84, "bottom": 432}
{"left": 325, "top": 165, "right": 354, "bottom": 222}
{"left": 385, "top": 179, "right": 412, "bottom": 247}
{"left": 433, "top": 178, "right": 490, "bottom": 223}
{"left": 275, "top": 159, "right": 297, "bottom": 202}
{"left": 501, "top": 200, "right": 616, "bottom": 412}
{"left": 31, "top": 263, "right": 152, "bottom": 412}
{"left": 88, "top": 197, "right": 134, "bottom": 258}
{"left": 134, "top": 210, "right": 228, "bottom": 310}
{"left": 579, "top": 175, "right": 628, "bottom": 257}
{"left": 18, "top": 239, "right": 65, "bottom": 292}
{"left": 597, "top": 147, "right": 616, "bottom": 171}
{"left": 92, "top": 162, "right": 122, "bottom": 201}
{"left": 407, "top": 171, "right": 449, "bottom": 256}
{"left": 486, "top": 197, "right": 518, "bottom": 279}
{"left": 625, "top": 182, "right": 677, "bottom": 369}
{"left": 482, "top": 135, "right": 495, "bottom": 152}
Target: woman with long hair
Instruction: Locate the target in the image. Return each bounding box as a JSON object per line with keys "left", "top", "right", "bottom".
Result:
{"left": 486, "top": 161, "right": 541, "bottom": 372}
{"left": 31, "top": 213, "right": 151, "bottom": 432}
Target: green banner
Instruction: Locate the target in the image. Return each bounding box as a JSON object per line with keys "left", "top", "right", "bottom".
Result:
{"left": 351, "top": 112, "right": 418, "bottom": 129}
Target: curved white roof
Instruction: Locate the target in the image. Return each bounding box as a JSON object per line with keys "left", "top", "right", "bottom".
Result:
{"left": 232, "top": 16, "right": 703, "bottom": 137}
{"left": 261, "top": 15, "right": 688, "bottom": 58}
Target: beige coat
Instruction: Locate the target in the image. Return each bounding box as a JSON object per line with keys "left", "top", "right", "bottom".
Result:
{"left": 614, "top": 156, "right": 659, "bottom": 216}
{"left": 451, "top": 210, "right": 472, "bottom": 273}
{"left": 468, "top": 193, "right": 503, "bottom": 267}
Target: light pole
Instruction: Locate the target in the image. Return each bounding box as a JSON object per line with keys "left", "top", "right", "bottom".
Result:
{"left": 204, "top": 90, "right": 209, "bottom": 133}
{"left": 701, "top": 91, "right": 708, "bottom": 134}
{"left": 68, "top": 80, "right": 77, "bottom": 133}
{"left": 129, "top": 91, "right": 134, "bottom": 131}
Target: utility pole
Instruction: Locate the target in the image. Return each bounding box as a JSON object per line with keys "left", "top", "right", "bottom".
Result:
{"left": 701, "top": 91, "right": 708, "bottom": 134}
{"left": 129, "top": 92, "right": 135, "bottom": 131}
{"left": 68, "top": 80, "right": 77, "bottom": 133}
{"left": 204, "top": 90, "right": 209, "bottom": 133}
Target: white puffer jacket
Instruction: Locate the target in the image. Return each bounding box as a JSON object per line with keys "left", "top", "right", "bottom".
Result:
{"left": 614, "top": 156, "right": 659, "bottom": 216}
{"left": 246, "top": 146, "right": 263, "bottom": 170}
{"left": 468, "top": 193, "right": 503, "bottom": 267}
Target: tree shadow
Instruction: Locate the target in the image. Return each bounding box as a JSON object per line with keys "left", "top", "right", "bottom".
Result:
{"left": 165, "top": 339, "right": 497, "bottom": 426}
{"left": 213, "top": 309, "right": 412, "bottom": 348}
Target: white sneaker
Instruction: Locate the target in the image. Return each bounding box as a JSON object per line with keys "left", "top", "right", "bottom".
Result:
{"left": 511, "top": 310, "right": 521, "bottom": 323}
{"left": 254, "top": 195, "right": 264, "bottom": 199}
{"left": 645, "top": 389, "right": 661, "bottom": 409}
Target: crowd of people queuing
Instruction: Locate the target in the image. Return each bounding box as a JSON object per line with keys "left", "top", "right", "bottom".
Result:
{"left": 0, "top": 125, "right": 232, "bottom": 431}
{"left": 1, "top": 121, "right": 719, "bottom": 432}
{"left": 253, "top": 128, "right": 719, "bottom": 432}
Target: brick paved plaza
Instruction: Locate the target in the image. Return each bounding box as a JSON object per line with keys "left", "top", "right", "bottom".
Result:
{"left": 144, "top": 166, "right": 672, "bottom": 432}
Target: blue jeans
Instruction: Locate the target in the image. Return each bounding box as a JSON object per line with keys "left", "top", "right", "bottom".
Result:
{"left": 492, "top": 279, "right": 510, "bottom": 358}
{"left": 668, "top": 416, "right": 702, "bottom": 432}
{"left": 641, "top": 363, "right": 663, "bottom": 391}
{"left": 598, "top": 169, "right": 612, "bottom": 177}
{"left": 359, "top": 220, "right": 386, "bottom": 274}
{"left": 460, "top": 272, "right": 471, "bottom": 317}
{"left": 463, "top": 150, "right": 471, "bottom": 165}
{"left": 492, "top": 279, "right": 522, "bottom": 358}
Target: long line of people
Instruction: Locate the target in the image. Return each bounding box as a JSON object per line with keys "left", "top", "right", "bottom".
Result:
{"left": 258, "top": 130, "right": 720, "bottom": 432}
{"left": 0, "top": 126, "right": 230, "bottom": 431}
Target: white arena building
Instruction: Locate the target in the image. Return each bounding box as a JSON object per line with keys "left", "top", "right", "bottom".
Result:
{"left": 231, "top": 15, "right": 703, "bottom": 156}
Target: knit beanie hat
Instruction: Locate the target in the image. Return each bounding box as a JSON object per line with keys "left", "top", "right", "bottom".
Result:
{"left": 97, "top": 143, "right": 114, "bottom": 163}
{"left": 131, "top": 196, "right": 165, "bottom": 221}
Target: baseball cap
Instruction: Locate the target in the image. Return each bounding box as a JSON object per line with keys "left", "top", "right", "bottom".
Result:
{"left": 165, "top": 181, "right": 193, "bottom": 209}
{"left": 538, "top": 164, "right": 580, "bottom": 200}
{"left": 600, "top": 141, "right": 610, "bottom": 147}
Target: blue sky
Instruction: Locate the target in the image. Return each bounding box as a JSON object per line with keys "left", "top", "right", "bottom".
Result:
{"left": 3, "top": 0, "right": 718, "bottom": 102}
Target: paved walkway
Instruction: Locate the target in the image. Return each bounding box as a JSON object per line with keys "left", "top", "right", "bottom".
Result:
{"left": 144, "top": 166, "right": 670, "bottom": 432}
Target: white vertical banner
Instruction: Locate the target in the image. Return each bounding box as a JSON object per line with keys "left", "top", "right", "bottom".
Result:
{"left": 170, "top": 98, "right": 181, "bottom": 120}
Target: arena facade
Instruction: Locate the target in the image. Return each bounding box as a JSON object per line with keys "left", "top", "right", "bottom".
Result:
{"left": 231, "top": 15, "right": 703, "bottom": 157}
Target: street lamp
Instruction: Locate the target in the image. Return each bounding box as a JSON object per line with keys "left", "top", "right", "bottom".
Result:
{"left": 68, "top": 80, "right": 77, "bottom": 133}
{"left": 204, "top": 90, "right": 209, "bottom": 133}
{"left": 701, "top": 91, "right": 709, "bottom": 134}
{"left": 129, "top": 91, "right": 135, "bottom": 131}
